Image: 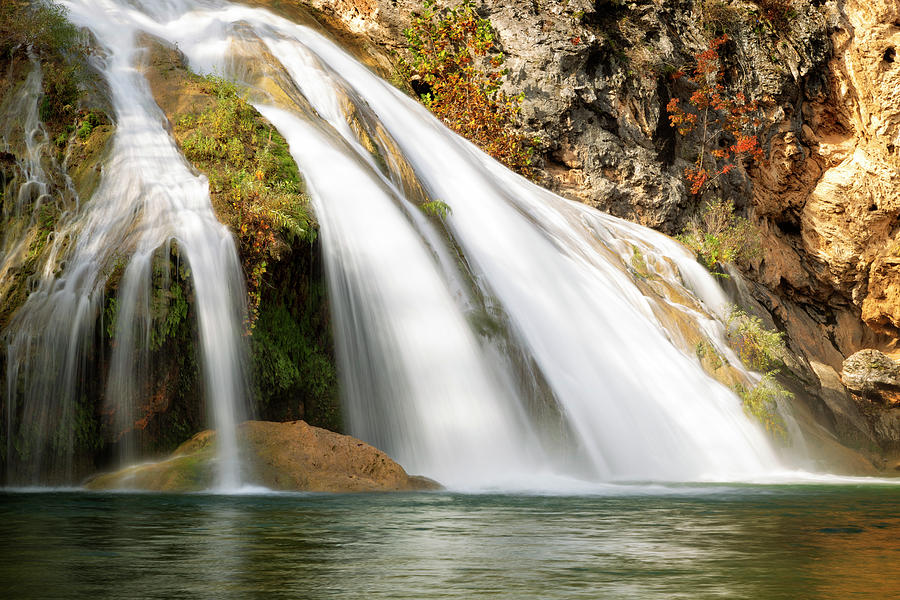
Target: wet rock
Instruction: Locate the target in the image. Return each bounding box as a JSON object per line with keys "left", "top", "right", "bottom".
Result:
{"left": 84, "top": 420, "right": 441, "bottom": 492}
{"left": 841, "top": 349, "right": 900, "bottom": 405}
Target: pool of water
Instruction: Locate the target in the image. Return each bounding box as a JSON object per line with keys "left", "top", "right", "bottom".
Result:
{"left": 1, "top": 485, "right": 898, "bottom": 599}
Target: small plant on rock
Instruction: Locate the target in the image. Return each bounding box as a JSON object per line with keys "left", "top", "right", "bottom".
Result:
{"left": 725, "top": 306, "right": 785, "bottom": 372}
{"left": 725, "top": 306, "right": 792, "bottom": 439}
{"left": 733, "top": 374, "right": 789, "bottom": 439}
{"left": 677, "top": 198, "right": 760, "bottom": 271}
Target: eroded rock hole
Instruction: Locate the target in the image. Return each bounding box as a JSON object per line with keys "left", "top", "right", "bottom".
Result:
{"left": 884, "top": 47, "right": 896, "bottom": 64}
{"left": 410, "top": 77, "right": 431, "bottom": 98}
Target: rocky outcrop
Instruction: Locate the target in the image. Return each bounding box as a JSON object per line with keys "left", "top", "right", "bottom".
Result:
{"left": 85, "top": 420, "right": 441, "bottom": 492}
{"left": 842, "top": 349, "right": 900, "bottom": 404}
{"left": 752, "top": 0, "right": 900, "bottom": 340}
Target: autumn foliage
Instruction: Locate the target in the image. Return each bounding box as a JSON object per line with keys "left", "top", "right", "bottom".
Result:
{"left": 666, "top": 35, "right": 763, "bottom": 195}
{"left": 403, "top": 0, "right": 536, "bottom": 178}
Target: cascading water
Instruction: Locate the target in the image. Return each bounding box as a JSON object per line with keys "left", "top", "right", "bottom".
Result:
{"left": 2, "top": 0, "right": 251, "bottom": 488}
{"left": 5, "top": 0, "right": 788, "bottom": 489}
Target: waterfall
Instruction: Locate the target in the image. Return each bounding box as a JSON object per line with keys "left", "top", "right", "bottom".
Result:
{"left": 2, "top": 0, "right": 250, "bottom": 488}
{"left": 4, "top": 0, "right": 785, "bottom": 489}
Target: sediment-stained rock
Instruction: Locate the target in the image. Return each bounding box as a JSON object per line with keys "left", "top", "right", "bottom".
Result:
{"left": 84, "top": 420, "right": 441, "bottom": 492}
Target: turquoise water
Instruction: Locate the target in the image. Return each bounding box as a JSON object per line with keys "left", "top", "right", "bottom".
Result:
{"left": 1, "top": 486, "right": 898, "bottom": 599}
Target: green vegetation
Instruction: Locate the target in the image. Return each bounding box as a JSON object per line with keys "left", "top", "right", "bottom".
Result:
{"left": 174, "top": 75, "right": 315, "bottom": 325}
{"left": 678, "top": 198, "right": 760, "bottom": 271}
{"left": 421, "top": 199, "right": 452, "bottom": 219}
{"left": 733, "top": 374, "right": 789, "bottom": 439}
{"left": 0, "top": 1, "right": 91, "bottom": 132}
{"left": 152, "top": 46, "right": 341, "bottom": 435}
{"left": 725, "top": 306, "right": 785, "bottom": 372}
{"left": 725, "top": 306, "right": 792, "bottom": 439}
{"left": 252, "top": 300, "right": 340, "bottom": 432}
{"left": 149, "top": 277, "right": 189, "bottom": 353}
{"left": 0, "top": 1, "right": 82, "bottom": 58}
{"left": 695, "top": 339, "right": 725, "bottom": 371}
{"left": 629, "top": 246, "right": 656, "bottom": 280}
{"left": 101, "top": 247, "right": 204, "bottom": 453}
{"left": 76, "top": 111, "right": 103, "bottom": 140}
{"left": 401, "top": 0, "right": 538, "bottom": 178}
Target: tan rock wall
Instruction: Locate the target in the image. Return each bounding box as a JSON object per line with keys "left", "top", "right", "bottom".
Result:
{"left": 756, "top": 0, "right": 900, "bottom": 338}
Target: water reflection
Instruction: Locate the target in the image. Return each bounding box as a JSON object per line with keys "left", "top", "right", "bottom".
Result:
{"left": 0, "top": 487, "right": 898, "bottom": 599}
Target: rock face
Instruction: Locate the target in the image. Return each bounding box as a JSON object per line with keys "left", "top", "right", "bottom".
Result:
{"left": 85, "top": 420, "right": 441, "bottom": 492}
{"left": 842, "top": 349, "right": 900, "bottom": 404}
{"left": 752, "top": 0, "right": 900, "bottom": 338}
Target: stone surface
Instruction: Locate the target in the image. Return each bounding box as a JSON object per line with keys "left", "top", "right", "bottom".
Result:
{"left": 752, "top": 0, "right": 900, "bottom": 337}
{"left": 85, "top": 420, "right": 441, "bottom": 492}
{"left": 842, "top": 349, "right": 900, "bottom": 405}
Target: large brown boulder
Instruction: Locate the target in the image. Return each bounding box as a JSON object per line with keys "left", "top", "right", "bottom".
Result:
{"left": 85, "top": 420, "right": 440, "bottom": 493}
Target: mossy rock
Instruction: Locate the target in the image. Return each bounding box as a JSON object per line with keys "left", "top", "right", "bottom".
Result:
{"left": 85, "top": 431, "right": 217, "bottom": 492}
{"left": 84, "top": 421, "right": 441, "bottom": 493}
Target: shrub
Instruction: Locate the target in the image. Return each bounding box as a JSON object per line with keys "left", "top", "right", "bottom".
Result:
{"left": 751, "top": 0, "right": 797, "bottom": 33}
{"left": 733, "top": 373, "right": 789, "bottom": 439}
{"left": 401, "top": 0, "right": 537, "bottom": 178}
{"left": 0, "top": 1, "right": 81, "bottom": 58}
{"left": 725, "top": 306, "right": 786, "bottom": 372}
{"left": 1, "top": 1, "right": 90, "bottom": 129}
{"left": 677, "top": 198, "right": 760, "bottom": 270}
{"left": 667, "top": 35, "right": 763, "bottom": 196}
{"left": 722, "top": 307, "right": 792, "bottom": 440}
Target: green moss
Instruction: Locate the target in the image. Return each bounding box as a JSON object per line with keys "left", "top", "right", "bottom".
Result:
{"left": 695, "top": 339, "right": 725, "bottom": 371}
{"left": 252, "top": 301, "right": 341, "bottom": 432}
{"left": 149, "top": 278, "right": 189, "bottom": 352}
{"left": 421, "top": 199, "right": 451, "bottom": 219}
{"left": 101, "top": 246, "right": 204, "bottom": 457}
{"left": 72, "top": 393, "right": 102, "bottom": 453}
{"left": 629, "top": 245, "right": 656, "bottom": 280}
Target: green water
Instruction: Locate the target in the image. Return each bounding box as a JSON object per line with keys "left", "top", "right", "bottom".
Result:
{"left": 1, "top": 485, "right": 898, "bottom": 599}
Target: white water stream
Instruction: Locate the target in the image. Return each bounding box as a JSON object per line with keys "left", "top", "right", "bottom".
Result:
{"left": 6, "top": 0, "right": 787, "bottom": 489}
{"left": 3, "top": 0, "right": 250, "bottom": 488}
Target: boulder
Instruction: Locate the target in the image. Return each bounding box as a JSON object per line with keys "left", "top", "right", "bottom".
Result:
{"left": 85, "top": 420, "right": 441, "bottom": 493}
{"left": 841, "top": 349, "right": 900, "bottom": 405}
